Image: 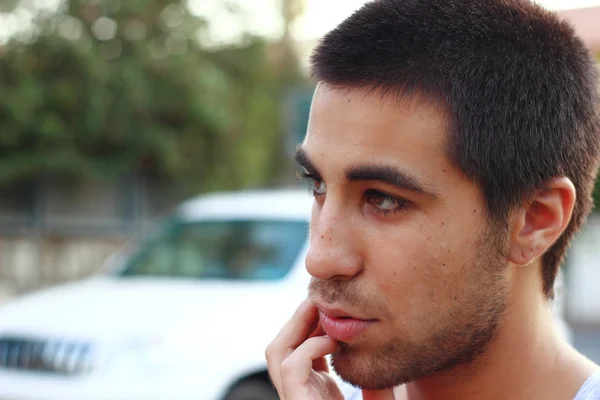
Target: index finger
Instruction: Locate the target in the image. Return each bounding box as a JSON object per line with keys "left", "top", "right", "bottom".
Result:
{"left": 272, "top": 298, "right": 320, "bottom": 350}
{"left": 265, "top": 299, "right": 320, "bottom": 394}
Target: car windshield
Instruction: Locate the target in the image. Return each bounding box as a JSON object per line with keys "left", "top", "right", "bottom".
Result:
{"left": 119, "top": 219, "right": 308, "bottom": 281}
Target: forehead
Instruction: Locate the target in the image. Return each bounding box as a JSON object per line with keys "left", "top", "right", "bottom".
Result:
{"left": 304, "top": 85, "right": 451, "bottom": 176}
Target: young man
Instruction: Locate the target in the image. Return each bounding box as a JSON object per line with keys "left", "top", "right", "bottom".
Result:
{"left": 266, "top": 0, "right": 600, "bottom": 399}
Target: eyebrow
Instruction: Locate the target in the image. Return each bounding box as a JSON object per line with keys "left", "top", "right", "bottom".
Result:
{"left": 347, "top": 164, "right": 438, "bottom": 198}
{"left": 294, "top": 147, "right": 439, "bottom": 199}
{"left": 294, "top": 147, "right": 322, "bottom": 178}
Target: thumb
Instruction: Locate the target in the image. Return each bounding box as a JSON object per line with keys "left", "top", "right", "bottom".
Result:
{"left": 362, "top": 388, "right": 396, "bottom": 400}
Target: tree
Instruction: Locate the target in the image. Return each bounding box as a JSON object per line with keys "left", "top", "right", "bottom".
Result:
{"left": 0, "top": 0, "right": 307, "bottom": 196}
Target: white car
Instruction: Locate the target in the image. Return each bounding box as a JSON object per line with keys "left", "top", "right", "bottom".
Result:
{"left": 0, "top": 189, "right": 571, "bottom": 400}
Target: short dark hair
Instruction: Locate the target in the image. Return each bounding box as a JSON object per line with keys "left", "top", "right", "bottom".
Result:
{"left": 310, "top": 0, "right": 600, "bottom": 296}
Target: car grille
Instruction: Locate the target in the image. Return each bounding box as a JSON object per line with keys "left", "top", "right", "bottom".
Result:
{"left": 0, "top": 336, "right": 94, "bottom": 376}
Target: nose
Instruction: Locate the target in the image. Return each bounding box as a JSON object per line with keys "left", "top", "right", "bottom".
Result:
{"left": 305, "top": 199, "right": 363, "bottom": 280}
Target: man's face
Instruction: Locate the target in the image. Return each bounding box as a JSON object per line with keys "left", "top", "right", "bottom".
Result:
{"left": 301, "top": 84, "right": 510, "bottom": 389}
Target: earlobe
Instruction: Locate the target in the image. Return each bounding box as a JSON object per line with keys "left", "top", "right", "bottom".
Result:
{"left": 508, "top": 177, "right": 576, "bottom": 267}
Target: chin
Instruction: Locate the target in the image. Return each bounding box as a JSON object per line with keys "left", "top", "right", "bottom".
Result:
{"left": 330, "top": 342, "right": 410, "bottom": 390}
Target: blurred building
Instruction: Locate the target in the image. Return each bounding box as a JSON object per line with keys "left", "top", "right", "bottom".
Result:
{"left": 0, "top": 176, "right": 174, "bottom": 298}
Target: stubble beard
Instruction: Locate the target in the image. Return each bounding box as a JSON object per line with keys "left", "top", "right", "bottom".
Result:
{"left": 315, "top": 228, "right": 510, "bottom": 390}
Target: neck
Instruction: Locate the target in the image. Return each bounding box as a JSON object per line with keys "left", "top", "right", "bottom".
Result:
{"left": 404, "top": 264, "right": 598, "bottom": 400}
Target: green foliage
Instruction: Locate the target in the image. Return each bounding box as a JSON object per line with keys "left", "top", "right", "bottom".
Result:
{"left": 0, "top": 0, "right": 306, "bottom": 195}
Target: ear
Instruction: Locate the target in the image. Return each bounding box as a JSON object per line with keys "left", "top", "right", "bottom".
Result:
{"left": 508, "top": 177, "right": 576, "bottom": 266}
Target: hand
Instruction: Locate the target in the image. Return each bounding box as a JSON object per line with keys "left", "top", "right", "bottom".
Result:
{"left": 266, "top": 299, "right": 343, "bottom": 400}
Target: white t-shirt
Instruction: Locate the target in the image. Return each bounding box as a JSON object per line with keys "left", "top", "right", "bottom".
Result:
{"left": 574, "top": 370, "right": 600, "bottom": 400}
{"left": 342, "top": 370, "right": 600, "bottom": 400}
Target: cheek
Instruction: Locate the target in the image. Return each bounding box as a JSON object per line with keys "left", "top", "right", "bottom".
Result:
{"left": 366, "top": 225, "right": 477, "bottom": 305}
{"left": 366, "top": 233, "right": 434, "bottom": 297}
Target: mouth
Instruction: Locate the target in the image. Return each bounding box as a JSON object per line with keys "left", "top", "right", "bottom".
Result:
{"left": 313, "top": 301, "right": 377, "bottom": 343}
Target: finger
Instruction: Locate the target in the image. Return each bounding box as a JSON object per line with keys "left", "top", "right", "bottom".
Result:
{"left": 308, "top": 321, "right": 325, "bottom": 339}
{"left": 275, "top": 299, "right": 320, "bottom": 349}
{"left": 309, "top": 323, "right": 330, "bottom": 372}
{"left": 312, "top": 353, "right": 330, "bottom": 373}
{"left": 280, "top": 336, "right": 338, "bottom": 396}
{"left": 266, "top": 299, "right": 320, "bottom": 394}
{"left": 362, "top": 388, "right": 396, "bottom": 400}
{"left": 312, "top": 358, "right": 330, "bottom": 373}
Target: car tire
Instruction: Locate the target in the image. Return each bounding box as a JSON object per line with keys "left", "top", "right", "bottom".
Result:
{"left": 224, "top": 379, "right": 279, "bottom": 400}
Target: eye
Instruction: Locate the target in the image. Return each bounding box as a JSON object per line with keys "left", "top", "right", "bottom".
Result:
{"left": 298, "top": 169, "right": 326, "bottom": 197}
{"left": 309, "top": 178, "right": 327, "bottom": 197}
{"left": 365, "top": 190, "right": 409, "bottom": 216}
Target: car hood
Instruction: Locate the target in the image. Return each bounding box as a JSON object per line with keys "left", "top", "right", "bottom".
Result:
{"left": 0, "top": 276, "right": 307, "bottom": 344}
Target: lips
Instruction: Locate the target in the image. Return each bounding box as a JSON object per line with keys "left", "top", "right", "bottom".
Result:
{"left": 315, "top": 303, "right": 376, "bottom": 343}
